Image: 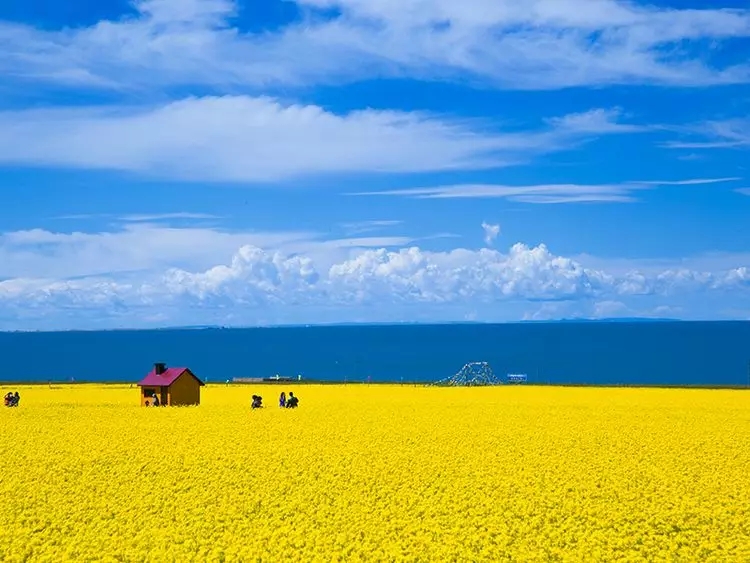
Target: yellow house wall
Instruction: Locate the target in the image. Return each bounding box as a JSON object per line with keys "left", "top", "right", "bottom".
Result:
{"left": 167, "top": 372, "right": 201, "bottom": 406}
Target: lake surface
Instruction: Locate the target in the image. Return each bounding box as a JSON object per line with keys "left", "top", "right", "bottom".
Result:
{"left": 1, "top": 322, "right": 749, "bottom": 386}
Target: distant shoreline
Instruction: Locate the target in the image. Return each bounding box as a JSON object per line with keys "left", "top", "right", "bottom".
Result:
{"left": 1, "top": 380, "right": 748, "bottom": 390}
{"left": 3, "top": 318, "right": 747, "bottom": 334}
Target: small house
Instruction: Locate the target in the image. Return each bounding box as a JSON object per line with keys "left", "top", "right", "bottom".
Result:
{"left": 138, "top": 363, "right": 205, "bottom": 406}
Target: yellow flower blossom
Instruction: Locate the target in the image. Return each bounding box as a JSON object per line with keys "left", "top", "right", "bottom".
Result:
{"left": 0, "top": 384, "right": 749, "bottom": 561}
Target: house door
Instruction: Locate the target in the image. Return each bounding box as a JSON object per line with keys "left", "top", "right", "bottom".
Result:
{"left": 160, "top": 387, "right": 168, "bottom": 406}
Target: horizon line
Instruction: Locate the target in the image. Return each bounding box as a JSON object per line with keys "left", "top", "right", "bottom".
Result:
{"left": 3, "top": 317, "right": 748, "bottom": 334}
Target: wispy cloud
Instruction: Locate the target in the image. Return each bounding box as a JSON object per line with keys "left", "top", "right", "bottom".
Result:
{"left": 350, "top": 183, "right": 638, "bottom": 203}
{"left": 544, "top": 108, "right": 647, "bottom": 133}
{"left": 0, "top": 226, "right": 295, "bottom": 279}
{"left": 1, "top": 0, "right": 749, "bottom": 92}
{"left": 120, "top": 213, "right": 222, "bottom": 222}
{"left": 56, "top": 212, "right": 223, "bottom": 221}
{"left": 633, "top": 177, "right": 742, "bottom": 186}
{"left": 662, "top": 119, "right": 750, "bottom": 150}
{"left": 339, "top": 220, "right": 403, "bottom": 235}
{"left": 0, "top": 99, "right": 641, "bottom": 181}
{"left": 349, "top": 178, "right": 741, "bottom": 203}
{"left": 676, "top": 153, "right": 704, "bottom": 162}
{"left": 0, "top": 222, "right": 422, "bottom": 282}
{"left": 56, "top": 214, "right": 107, "bottom": 220}
{"left": 319, "top": 236, "right": 413, "bottom": 249}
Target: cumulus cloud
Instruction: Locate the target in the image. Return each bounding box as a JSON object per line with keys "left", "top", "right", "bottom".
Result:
{"left": 481, "top": 222, "right": 500, "bottom": 246}
{"left": 1, "top": 0, "right": 749, "bottom": 91}
{"left": 1, "top": 225, "right": 749, "bottom": 329}
{"left": 163, "top": 246, "right": 320, "bottom": 305}
{"left": 5, "top": 242, "right": 611, "bottom": 312}
{"left": 0, "top": 98, "right": 643, "bottom": 181}
{"left": 325, "top": 243, "right": 612, "bottom": 303}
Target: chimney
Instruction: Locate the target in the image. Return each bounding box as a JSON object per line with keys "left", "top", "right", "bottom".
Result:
{"left": 154, "top": 362, "right": 167, "bottom": 375}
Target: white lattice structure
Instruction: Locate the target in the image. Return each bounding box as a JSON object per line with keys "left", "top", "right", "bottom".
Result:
{"left": 434, "top": 361, "right": 502, "bottom": 386}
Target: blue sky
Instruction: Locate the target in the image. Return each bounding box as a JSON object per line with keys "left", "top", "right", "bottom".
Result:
{"left": 1, "top": 0, "right": 750, "bottom": 329}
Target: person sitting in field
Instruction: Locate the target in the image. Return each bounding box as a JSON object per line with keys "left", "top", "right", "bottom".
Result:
{"left": 251, "top": 395, "right": 263, "bottom": 409}
{"left": 285, "top": 392, "right": 299, "bottom": 408}
{"left": 279, "top": 392, "right": 286, "bottom": 408}
{"left": 4, "top": 392, "right": 19, "bottom": 407}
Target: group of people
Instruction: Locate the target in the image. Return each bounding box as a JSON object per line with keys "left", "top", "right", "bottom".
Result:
{"left": 279, "top": 392, "right": 299, "bottom": 408}
{"left": 251, "top": 391, "right": 300, "bottom": 409}
{"left": 4, "top": 392, "right": 20, "bottom": 407}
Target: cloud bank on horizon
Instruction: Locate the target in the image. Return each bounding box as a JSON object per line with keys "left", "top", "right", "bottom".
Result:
{"left": 0, "top": 0, "right": 749, "bottom": 329}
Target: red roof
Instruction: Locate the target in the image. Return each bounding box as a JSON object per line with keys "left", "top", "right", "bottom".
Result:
{"left": 138, "top": 367, "right": 205, "bottom": 387}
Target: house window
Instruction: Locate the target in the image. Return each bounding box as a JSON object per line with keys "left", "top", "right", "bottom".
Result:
{"left": 143, "top": 388, "right": 157, "bottom": 397}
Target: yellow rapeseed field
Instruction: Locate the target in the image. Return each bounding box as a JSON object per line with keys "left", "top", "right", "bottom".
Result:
{"left": 1, "top": 384, "right": 749, "bottom": 561}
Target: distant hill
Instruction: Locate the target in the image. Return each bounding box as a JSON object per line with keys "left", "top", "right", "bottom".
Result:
{"left": 523, "top": 317, "right": 682, "bottom": 324}
{"left": 7, "top": 318, "right": 718, "bottom": 334}
{"left": 156, "top": 318, "right": 694, "bottom": 329}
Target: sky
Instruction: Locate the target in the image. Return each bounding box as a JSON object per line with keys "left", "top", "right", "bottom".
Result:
{"left": 1, "top": 0, "right": 750, "bottom": 330}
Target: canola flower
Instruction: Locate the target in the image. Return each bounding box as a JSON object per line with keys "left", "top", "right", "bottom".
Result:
{"left": 1, "top": 383, "right": 749, "bottom": 561}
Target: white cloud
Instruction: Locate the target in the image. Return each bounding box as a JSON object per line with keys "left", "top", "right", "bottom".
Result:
{"left": 1, "top": 0, "right": 749, "bottom": 91}
{"left": 481, "top": 222, "right": 500, "bottom": 246}
{"left": 662, "top": 119, "right": 750, "bottom": 150}
{"left": 339, "top": 220, "right": 403, "bottom": 235}
{"left": 0, "top": 224, "right": 313, "bottom": 280}
{"left": 55, "top": 212, "right": 223, "bottom": 223}
{"left": 634, "top": 177, "right": 742, "bottom": 186}
{"left": 522, "top": 299, "right": 630, "bottom": 321}
{"left": 324, "top": 243, "right": 612, "bottom": 303}
{"left": 163, "top": 245, "right": 321, "bottom": 304}
{"left": 0, "top": 224, "right": 414, "bottom": 281}
{"left": 544, "top": 108, "right": 645, "bottom": 133}
{"left": 522, "top": 301, "right": 576, "bottom": 322}
{"left": 1, "top": 224, "right": 749, "bottom": 329}
{"left": 355, "top": 183, "right": 638, "bottom": 203}
{"left": 349, "top": 177, "right": 740, "bottom": 203}
{"left": 0, "top": 98, "right": 640, "bottom": 181}
{"left": 592, "top": 300, "right": 629, "bottom": 318}
{"left": 120, "top": 213, "right": 223, "bottom": 222}
{"left": 161, "top": 248, "right": 738, "bottom": 303}
{"left": 523, "top": 300, "right": 685, "bottom": 321}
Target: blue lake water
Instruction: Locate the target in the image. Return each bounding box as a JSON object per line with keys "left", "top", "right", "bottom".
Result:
{"left": 0, "top": 322, "right": 749, "bottom": 386}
